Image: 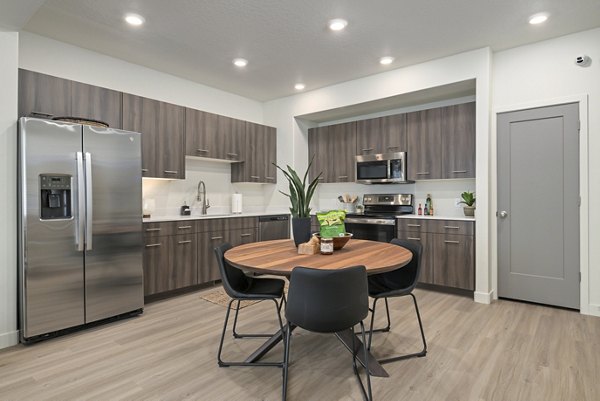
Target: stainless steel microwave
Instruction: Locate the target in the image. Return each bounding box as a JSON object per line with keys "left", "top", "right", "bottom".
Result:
{"left": 355, "top": 152, "right": 412, "bottom": 184}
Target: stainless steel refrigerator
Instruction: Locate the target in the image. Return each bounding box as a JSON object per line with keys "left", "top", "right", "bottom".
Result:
{"left": 18, "top": 117, "right": 144, "bottom": 342}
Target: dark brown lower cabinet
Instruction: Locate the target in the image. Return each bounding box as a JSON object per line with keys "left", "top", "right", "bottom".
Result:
{"left": 397, "top": 219, "right": 475, "bottom": 290}
{"left": 396, "top": 229, "right": 434, "bottom": 285}
{"left": 169, "top": 234, "right": 197, "bottom": 289}
{"left": 143, "top": 237, "right": 170, "bottom": 296}
{"left": 198, "top": 232, "right": 226, "bottom": 283}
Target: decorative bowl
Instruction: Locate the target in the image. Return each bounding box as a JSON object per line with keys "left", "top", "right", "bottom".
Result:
{"left": 312, "top": 233, "right": 353, "bottom": 250}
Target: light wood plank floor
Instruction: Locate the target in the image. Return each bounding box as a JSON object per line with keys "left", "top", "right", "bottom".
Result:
{"left": 1, "top": 288, "right": 599, "bottom": 401}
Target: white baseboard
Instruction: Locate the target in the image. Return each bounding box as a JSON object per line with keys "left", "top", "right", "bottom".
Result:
{"left": 583, "top": 304, "right": 600, "bottom": 318}
{"left": 0, "top": 330, "right": 19, "bottom": 349}
{"left": 474, "top": 290, "right": 493, "bottom": 304}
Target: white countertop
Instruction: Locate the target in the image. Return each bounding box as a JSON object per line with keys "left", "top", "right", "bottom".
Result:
{"left": 396, "top": 214, "right": 475, "bottom": 222}
{"left": 143, "top": 211, "right": 289, "bottom": 223}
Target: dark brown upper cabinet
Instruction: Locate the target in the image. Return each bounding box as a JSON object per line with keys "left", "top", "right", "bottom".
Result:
{"left": 157, "top": 102, "right": 185, "bottom": 179}
{"left": 308, "top": 122, "right": 356, "bottom": 183}
{"left": 356, "top": 114, "right": 406, "bottom": 155}
{"left": 122, "top": 94, "right": 185, "bottom": 179}
{"left": 218, "top": 115, "right": 245, "bottom": 162}
{"left": 18, "top": 69, "right": 71, "bottom": 119}
{"left": 441, "top": 102, "right": 476, "bottom": 179}
{"left": 185, "top": 108, "right": 220, "bottom": 159}
{"left": 407, "top": 108, "right": 443, "bottom": 180}
{"left": 71, "top": 81, "right": 122, "bottom": 129}
{"left": 231, "top": 122, "right": 277, "bottom": 183}
{"left": 122, "top": 94, "right": 159, "bottom": 178}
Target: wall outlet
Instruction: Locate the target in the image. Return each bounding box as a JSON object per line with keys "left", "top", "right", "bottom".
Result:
{"left": 454, "top": 198, "right": 462, "bottom": 208}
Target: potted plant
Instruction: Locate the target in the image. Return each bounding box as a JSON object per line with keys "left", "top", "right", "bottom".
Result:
{"left": 459, "top": 191, "right": 476, "bottom": 217}
{"left": 274, "top": 158, "right": 321, "bottom": 246}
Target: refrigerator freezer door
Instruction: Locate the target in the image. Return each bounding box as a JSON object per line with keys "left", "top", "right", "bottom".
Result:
{"left": 83, "top": 125, "right": 143, "bottom": 322}
{"left": 19, "top": 118, "right": 85, "bottom": 339}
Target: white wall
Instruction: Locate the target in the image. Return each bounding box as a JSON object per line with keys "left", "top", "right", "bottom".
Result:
{"left": 18, "top": 32, "right": 272, "bottom": 218}
{"left": 0, "top": 30, "right": 19, "bottom": 348}
{"left": 264, "top": 48, "right": 493, "bottom": 303}
{"left": 492, "top": 28, "right": 600, "bottom": 316}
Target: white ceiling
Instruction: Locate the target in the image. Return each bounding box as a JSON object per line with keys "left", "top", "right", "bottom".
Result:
{"left": 8, "top": 0, "right": 600, "bottom": 101}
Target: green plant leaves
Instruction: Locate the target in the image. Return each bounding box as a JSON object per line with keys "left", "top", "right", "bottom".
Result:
{"left": 273, "top": 155, "right": 321, "bottom": 218}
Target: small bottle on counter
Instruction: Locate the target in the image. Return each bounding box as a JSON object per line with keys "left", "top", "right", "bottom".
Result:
{"left": 418, "top": 203, "right": 423, "bottom": 215}
{"left": 320, "top": 238, "right": 334, "bottom": 255}
{"left": 429, "top": 206, "right": 434, "bottom": 216}
{"left": 425, "top": 194, "right": 432, "bottom": 216}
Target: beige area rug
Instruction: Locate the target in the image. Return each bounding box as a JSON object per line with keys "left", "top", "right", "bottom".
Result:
{"left": 200, "top": 280, "right": 289, "bottom": 310}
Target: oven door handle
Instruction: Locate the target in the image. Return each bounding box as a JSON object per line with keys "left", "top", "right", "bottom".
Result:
{"left": 345, "top": 218, "right": 396, "bottom": 226}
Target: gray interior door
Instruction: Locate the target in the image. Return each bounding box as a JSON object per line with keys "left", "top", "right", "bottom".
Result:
{"left": 497, "top": 103, "right": 579, "bottom": 309}
{"left": 83, "top": 125, "right": 143, "bottom": 323}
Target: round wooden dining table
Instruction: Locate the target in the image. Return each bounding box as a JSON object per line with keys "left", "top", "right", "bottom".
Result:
{"left": 224, "top": 238, "right": 412, "bottom": 276}
{"left": 224, "top": 238, "right": 413, "bottom": 379}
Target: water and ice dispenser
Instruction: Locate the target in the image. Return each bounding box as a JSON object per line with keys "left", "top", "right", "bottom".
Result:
{"left": 40, "top": 174, "right": 72, "bottom": 219}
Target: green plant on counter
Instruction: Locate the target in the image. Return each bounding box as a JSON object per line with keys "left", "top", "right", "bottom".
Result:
{"left": 459, "top": 191, "right": 476, "bottom": 207}
{"left": 273, "top": 156, "right": 321, "bottom": 218}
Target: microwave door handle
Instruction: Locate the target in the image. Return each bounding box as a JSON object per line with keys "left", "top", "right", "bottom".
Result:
{"left": 85, "top": 152, "right": 93, "bottom": 251}
{"left": 76, "top": 152, "right": 85, "bottom": 252}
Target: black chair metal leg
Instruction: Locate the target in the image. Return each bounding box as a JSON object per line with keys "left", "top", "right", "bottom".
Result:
{"left": 377, "top": 293, "right": 427, "bottom": 365}
{"left": 217, "top": 298, "right": 285, "bottom": 368}
{"left": 282, "top": 321, "right": 292, "bottom": 401}
{"left": 351, "top": 324, "right": 373, "bottom": 401}
{"left": 232, "top": 298, "right": 280, "bottom": 339}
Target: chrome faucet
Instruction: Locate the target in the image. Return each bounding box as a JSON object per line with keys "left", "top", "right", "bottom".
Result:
{"left": 196, "top": 180, "right": 210, "bottom": 215}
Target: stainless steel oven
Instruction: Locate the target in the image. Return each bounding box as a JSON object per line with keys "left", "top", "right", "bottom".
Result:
{"left": 345, "top": 217, "right": 397, "bottom": 243}
{"left": 345, "top": 193, "right": 414, "bottom": 243}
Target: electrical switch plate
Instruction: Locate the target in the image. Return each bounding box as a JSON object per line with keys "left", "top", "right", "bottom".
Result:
{"left": 454, "top": 198, "right": 462, "bottom": 208}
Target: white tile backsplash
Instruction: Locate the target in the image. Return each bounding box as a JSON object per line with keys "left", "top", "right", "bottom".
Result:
{"left": 142, "top": 158, "right": 268, "bottom": 217}
{"left": 314, "top": 178, "right": 476, "bottom": 217}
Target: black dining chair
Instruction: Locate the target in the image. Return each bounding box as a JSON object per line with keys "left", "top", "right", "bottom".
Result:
{"left": 366, "top": 238, "right": 427, "bottom": 364}
{"left": 283, "top": 266, "right": 373, "bottom": 401}
{"left": 214, "top": 243, "right": 287, "bottom": 368}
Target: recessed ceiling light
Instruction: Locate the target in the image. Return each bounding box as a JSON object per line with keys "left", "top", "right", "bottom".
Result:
{"left": 233, "top": 58, "right": 248, "bottom": 67}
{"left": 125, "top": 13, "right": 145, "bottom": 26}
{"left": 294, "top": 83, "right": 306, "bottom": 91}
{"left": 379, "top": 56, "right": 395, "bottom": 65}
{"left": 328, "top": 18, "right": 348, "bottom": 31}
{"left": 529, "top": 13, "right": 548, "bottom": 25}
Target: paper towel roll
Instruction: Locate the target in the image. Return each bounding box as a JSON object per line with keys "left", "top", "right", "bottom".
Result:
{"left": 232, "top": 193, "right": 243, "bottom": 214}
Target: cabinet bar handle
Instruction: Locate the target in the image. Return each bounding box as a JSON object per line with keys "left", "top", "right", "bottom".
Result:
{"left": 164, "top": 170, "right": 178, "bottom": 174}
{"left": 30, "top": 111, "right": 54, "bottom": 118}
{"left": 196, "top": 149, "right": 209, "bottom": 153}
{"left": 338, "top": 175, "right": 348, "bottom": 179}
{"left": 416, "top": 172, "right": 430, "bottom": 175}
{"left": 178, "top": 240, "right": 192, "bottom": 244}
{"left": 444, "top": 240, "right": 460, "bottom": 244}
{"left": 250, "top": 175, "right": 260, "bottom": 179}
{"left": 178, "top": 225, "right": 193, "bottom": 229}
{"left": 452, "top": 170, "right": 467, "bottom": 173}
{"left": 265, "top": 176, "right": 275, "bottom": 180}
{"left": 240, "top": 233, "right": 252, "bottom": 237}
{"left": 141, "top": 168, "right": 149, "bottom": 172}
{"left": 444, "top": 226, "right": 460, "bottom": 229}
{"left": 145, "top": 228, "right": 161, "bottom": 232}
{"left": 407, "top": 224, "right": 421, "bottom": 227}
{"left": 145, "top": 243, "right": 161, "bottom": 248}
{"left": 227, "top": 153, "right": 238, "bottom": 157}
{"left": 362, "top": 148, "right": 374, "bottom": 152}
{"left": 317, "top": 177, "right": 324, "bottom": 181}
{"left": 407, "top": 237, "right": 421, "bottom": 241}
{"left": 387, "top": 146, "right": 399, "bottom": 150}
{"left": 211, "top": 236, "right": 223, "bottom": 240}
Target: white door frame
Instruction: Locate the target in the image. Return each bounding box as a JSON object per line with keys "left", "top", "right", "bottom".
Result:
{"left": 490, "top": 94, "right": 592, "bottom": 315}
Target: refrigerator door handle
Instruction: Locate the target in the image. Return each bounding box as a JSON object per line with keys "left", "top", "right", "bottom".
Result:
{"left": 76, "top": 152, "right": 85, "bottom": 252}
{"left": 85, "top": 152, "right": 93, "bottom": 251}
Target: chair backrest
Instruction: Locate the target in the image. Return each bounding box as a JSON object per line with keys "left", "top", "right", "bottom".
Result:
{"left": 213, "top": 243, "right": 250, "bottom": 298}
{"left": 385, "top": 238, "right": 423, "bottom": 292}
{"left": 286, "top": 265, "right": 369, "bottom": 333}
